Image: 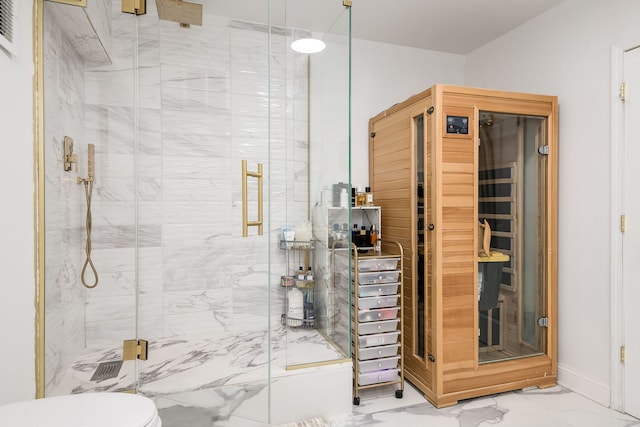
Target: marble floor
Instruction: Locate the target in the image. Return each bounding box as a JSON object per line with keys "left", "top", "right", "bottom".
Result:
{"left": 49, "top": 325, "right": 346, "bottom": 396}
{"left": 48, "top": 328, "right": 640, "bottom": 427}
{"left": 156, "top": 382, "right": 640, "bottom": 427}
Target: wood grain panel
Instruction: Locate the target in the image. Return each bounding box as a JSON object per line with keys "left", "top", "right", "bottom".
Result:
{"left": 443, "top": 356, "right": 554, "bottom": 395}
{"left": 370, "top": 84, "right": 556, "bottom": 409}
{"left": 370, "top": 96, "right": 430, "bottom": 392}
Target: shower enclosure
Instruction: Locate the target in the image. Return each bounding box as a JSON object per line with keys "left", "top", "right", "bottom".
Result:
{"left": 38, "top": 0, "right": 353, "bottom": 424}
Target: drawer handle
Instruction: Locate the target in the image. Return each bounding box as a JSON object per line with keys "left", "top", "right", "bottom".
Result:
{"left": 377, "top": 312, "right": 382, "bottom": 318}
{"left": 378, "top": 362, "right": 382, "bottom": 367}
{"left": 378, "top": 288, "right": 382, "bottom": 293}
{"left": 377, "top": 300, "right": 382, "bottom": 305}
{"left": 378, "top": 350, "right": 382, "bottom": 355}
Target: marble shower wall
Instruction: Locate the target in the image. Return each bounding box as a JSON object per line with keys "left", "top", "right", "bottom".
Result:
{"left": 43, "top": 5, "right": 93, "bottom": 394}
{"left": 44, "top": 0, "right": 308, "bottom": 394}
{"left": 45, "top": 0, "right": 310, "bottom": 392}
{"left": 83, "top": 1, "right": 310, "bottom": 343}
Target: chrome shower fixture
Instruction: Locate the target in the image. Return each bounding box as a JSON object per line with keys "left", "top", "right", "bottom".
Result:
{"left": 155, "top": 0, "right": 202, "bottom": 27}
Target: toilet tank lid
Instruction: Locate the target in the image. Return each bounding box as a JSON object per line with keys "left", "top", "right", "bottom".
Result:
{"left": 0, "top": 392, "right": 160, "bottom": 427}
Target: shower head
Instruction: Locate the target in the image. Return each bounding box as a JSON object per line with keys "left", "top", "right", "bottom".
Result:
{"left": 88, "top": 144, "right": 95, "bottom": 180}
{"left": 155, "top": 0, "right": 202, "bottom": 27}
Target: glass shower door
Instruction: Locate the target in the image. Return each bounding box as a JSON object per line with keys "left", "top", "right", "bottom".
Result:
{"left": 276, "top": 0, "right": 353, "bottom": 366}
{"left": 132, "top": 1, "right": 272, "bottom": 423}
{"left": 41, "top": 0, "right": 352, "bottom": 423}
{"left": 42, "top": 0, "right": 140, "bottom": 396}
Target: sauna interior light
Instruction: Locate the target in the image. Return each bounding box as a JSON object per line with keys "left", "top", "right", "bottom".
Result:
{"left": 291, "top": 38, "right": 326, "bottom": 54}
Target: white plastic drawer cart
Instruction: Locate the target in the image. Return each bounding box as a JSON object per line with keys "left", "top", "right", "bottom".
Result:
{"left": 352, "top": 240, "right": 404, "bottom": 405}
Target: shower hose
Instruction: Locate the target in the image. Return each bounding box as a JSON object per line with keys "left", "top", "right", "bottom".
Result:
{"left": 81, "top": 179, "right": 99, "bottom": 288}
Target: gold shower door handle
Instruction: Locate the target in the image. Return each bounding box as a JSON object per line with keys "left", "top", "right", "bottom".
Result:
{"left": 242, "top": 160, "right": 263, "bottom": 237}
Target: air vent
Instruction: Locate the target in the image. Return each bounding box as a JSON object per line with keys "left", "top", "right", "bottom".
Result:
{"left": 0, "top": 0, "right": 16, "bottom": 55}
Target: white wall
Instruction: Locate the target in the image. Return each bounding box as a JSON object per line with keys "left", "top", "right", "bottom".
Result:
{"left": 0, "top": 1, "right": 36, "bottom": 404}
{"left": 351, "top": 39, "right": 465, "bottom": 185}
{"left": 465, "top": 0, "right": 640, "bottom": 406}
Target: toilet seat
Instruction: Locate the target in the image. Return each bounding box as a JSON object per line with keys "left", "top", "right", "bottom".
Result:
{"left": 0, "top": 392, "right": 161, "bottom": 427}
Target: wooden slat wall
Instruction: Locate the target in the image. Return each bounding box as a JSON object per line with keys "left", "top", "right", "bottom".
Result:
{"left": 369, "top": 95, "right": 433, "bottom": 390}
{"left": 368, "top": 85, "right": 557, "bottom": 407}
{"left": 438, "top": 106, "right": 477, "bottom": 382}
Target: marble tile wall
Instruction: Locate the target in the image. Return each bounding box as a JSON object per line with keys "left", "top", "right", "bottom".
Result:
{"left": 45, "top": 0, "right": 319, "bottom": 394}
{"left": 83, "top": 1, "right": 312, "bottom": 341}
{"left": 43, "top": 4, "right": 96, "bottom": 394}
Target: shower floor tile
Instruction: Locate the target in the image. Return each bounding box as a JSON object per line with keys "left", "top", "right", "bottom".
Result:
{"left": 48, "top": 325, "right": 345, "bottom": 397}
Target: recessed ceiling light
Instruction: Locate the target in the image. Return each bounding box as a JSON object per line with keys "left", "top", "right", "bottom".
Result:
{"left": 291, "top": 38, "right": 326, "bottom": 54}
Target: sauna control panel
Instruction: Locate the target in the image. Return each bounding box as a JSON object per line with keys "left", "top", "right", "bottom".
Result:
{"left": 446, "top": 115, "right": 469, "bottom": 134}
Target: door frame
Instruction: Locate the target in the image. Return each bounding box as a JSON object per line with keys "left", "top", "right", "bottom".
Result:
{"left": 610, "top": 40, "right": 640, "bottom": 413}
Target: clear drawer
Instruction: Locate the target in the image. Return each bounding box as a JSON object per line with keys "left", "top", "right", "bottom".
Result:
{"left": 358, "top": 368, "right": 400, "bottom": 386}
{"left": 358, "top": 331, "right": 400, "bottom": 348}
{"left": 357, "top": 295, "right": 399, "bottom": 309}
{"left": 358, "top": 356, "right": 400, "bottom": 373}
{"left": 357, "top": 344, "right": 399, "bottom": 361}
{"left": 358, "top": 271, "right": 400, "bottom": 285}
{"left": 357, "top": 307, "right": 400, "bottom": 322}
{"left": 358, "top": 282, "right": 399, "bottom": 297}
{"left": 358, "top": 258, "right": 400, "bottom": 272}
{"left": 357, "top": 319, "right": 399, "bottom": 335}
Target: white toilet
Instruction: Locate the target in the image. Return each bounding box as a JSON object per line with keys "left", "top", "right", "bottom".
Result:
{"left": 0, "top": 392, "right": 162, "bottom": 426}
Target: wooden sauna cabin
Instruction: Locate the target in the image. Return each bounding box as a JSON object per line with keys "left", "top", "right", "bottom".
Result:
{"left": 368, "top": 85, "right": 558, "bottom": 407}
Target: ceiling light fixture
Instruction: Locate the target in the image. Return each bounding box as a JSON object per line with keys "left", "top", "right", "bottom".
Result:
{"left": 291, "top": 38, "right": 326, "bottom": 54}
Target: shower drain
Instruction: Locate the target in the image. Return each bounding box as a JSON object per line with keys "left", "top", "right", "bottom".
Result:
{"left": 90, "top": 360, "right": 123, "bottom": 382}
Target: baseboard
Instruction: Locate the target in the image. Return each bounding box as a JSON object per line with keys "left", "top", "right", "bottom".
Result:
{"left": 557, "top": 363, "right": 610, "bottom": 407}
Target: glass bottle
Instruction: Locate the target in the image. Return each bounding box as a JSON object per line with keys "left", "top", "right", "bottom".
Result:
{"left": 365, "top": 186, "right": 374, "bottom": 206}
{"left": 360, "top": 226, "right": 368, "bottom": 246}
{"left": 370, "top": 224, "right": 378, "bottom": 246}
{"left": 356, "top": 186, "right": 366, "bottom": 206}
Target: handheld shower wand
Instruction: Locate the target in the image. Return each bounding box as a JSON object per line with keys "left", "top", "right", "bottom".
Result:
{"left": 87, "top": 143, "right": 95, "bottom": 180}
{"left": 79, "top": 144, "right": 98, "bottom": 289}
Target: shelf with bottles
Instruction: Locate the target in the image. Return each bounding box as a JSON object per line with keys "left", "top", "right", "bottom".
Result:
{"left": 279, "top": 240, "right": 314, "bottom": 250}
{"left": 326, "top": 206, "right": 381, "bottom": 252}
{"left": 281, "top": 270, "right": 315, "bottom": 329}
{"left": 280, "top": 236, "right": 316, "bottom": 329}
{"left": 279, "top": 224, "right": 314, "bottom": 251}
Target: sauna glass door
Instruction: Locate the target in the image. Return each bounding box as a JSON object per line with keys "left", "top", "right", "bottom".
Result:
{"left": 477, "top": 111, "right": 547, "bottom": 363}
